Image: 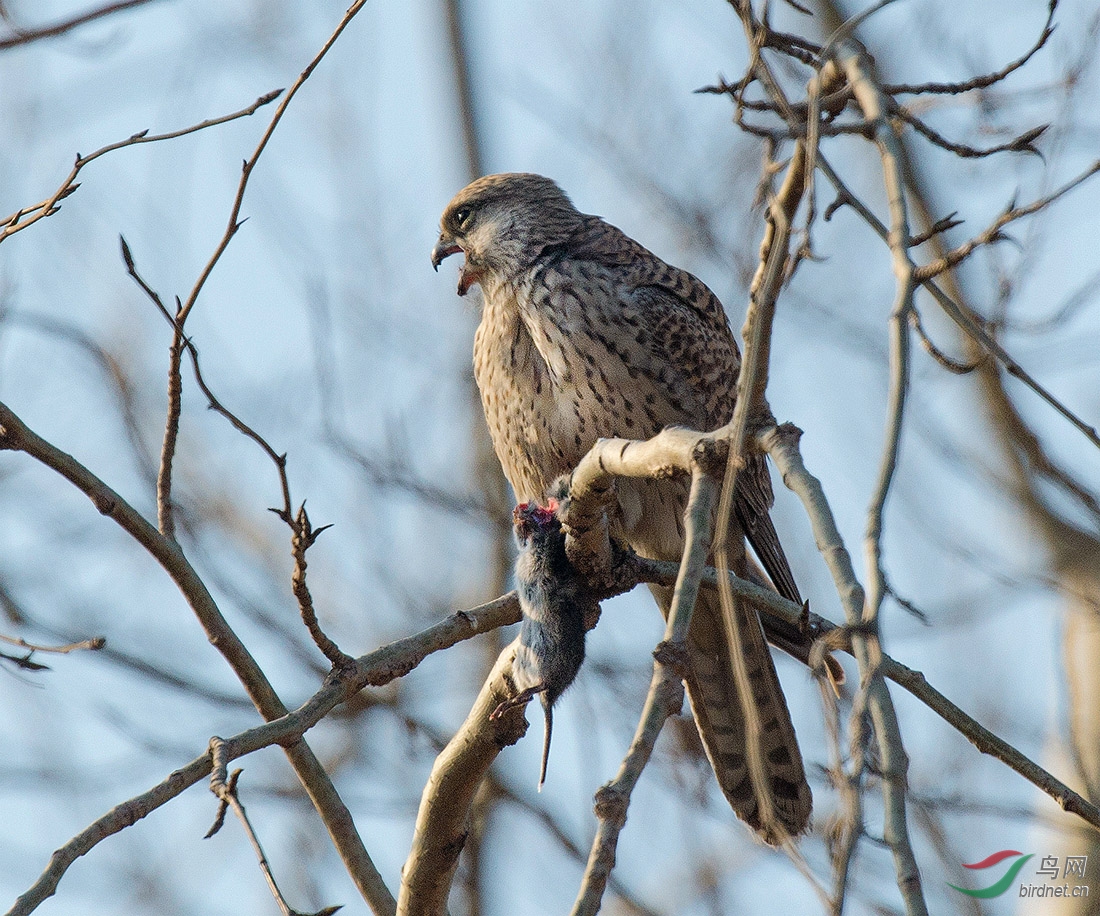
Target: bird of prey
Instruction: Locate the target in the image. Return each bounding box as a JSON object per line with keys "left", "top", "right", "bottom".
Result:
{"left": 432, "top": 172, "right": 810, "bottom": 841}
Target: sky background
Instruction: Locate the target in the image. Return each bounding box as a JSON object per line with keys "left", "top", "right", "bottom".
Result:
{"left": 1, "top": 0, "right": 1099, "bottom": 913}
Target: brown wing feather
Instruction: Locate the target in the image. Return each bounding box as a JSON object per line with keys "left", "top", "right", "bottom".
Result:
{"left": 565, "top": 223, "right": 813, "bottom": 837}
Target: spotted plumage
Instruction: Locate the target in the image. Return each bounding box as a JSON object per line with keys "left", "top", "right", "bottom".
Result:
{"left": 433, "top": 173, "right": 811, "bottom": 840}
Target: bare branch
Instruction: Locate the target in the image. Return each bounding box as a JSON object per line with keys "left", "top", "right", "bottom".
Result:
{"left": 0, "top": 0, "right": 159, "bottom": 50}
{"left": 913, "top": 161, "right": 1100, "bottom": 282}
{"left": 178, "top": 0, "right": 368, "bottom": 324}
{"left": 815, "top": 153, "right": 1100, "bottom": 450}
{"left": 6, "top": 591, "right": 519, "bottom": 916}
{"left": 839, "top": 38, "right": 926, "bottom": 916}
{"left": 909, "top": 308, "right": 982, "bottom": 375}
{"left": 897, "top": 108, "right": 1048, "bottom": 159}
{"left": 572, "top": 469, "right": 715, "bottom": 916}
{"left": 8, "top": 472, "right": 1095, "bottom": 916}
{"left": 0, "top": 650, "right": 50, "bottom": 671}
{"left": 0, "top": 400, "right": 394, "bottom": 915}
{"left": 0, "top": 633, "right": 105, "bottom": 654}
{"left": 285, "top": 504, "right": 351, "bottom": 669}
{"left": 121, "top": 238, "right": 295, "bottom": 519}
{"left": 881, "top": 656, "right": 1100, "bottom": 832}
{"left": 0, "top": 91, "right": 282, "bottom": 243}
{"left": 207, "top": 740, "right": 343, "bottom": 916}
{"left": 884, "top": 0, "right": 1057, "bottom": 97}
{"left": 397, "top": 644, "right": 529, "bottom": 916}
{"left": 158, "top": 330, "right": 185, "bottom": 538}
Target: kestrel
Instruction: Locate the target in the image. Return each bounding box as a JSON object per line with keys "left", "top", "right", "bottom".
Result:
{"left": 432, "top": 173, "right": 811, "bottom": 841}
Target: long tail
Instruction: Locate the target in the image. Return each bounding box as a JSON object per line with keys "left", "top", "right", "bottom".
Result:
{"left": 739, "top": 500, "right": 801, "bottom": 606}
{"left": 742, "top": 512, "right": 846, "bottom": 688}
{"left": 650, "top": 583, "right": 812, "bottom": 842}
{"left": 538, "top": 699, "right": 553, "bottom": 792}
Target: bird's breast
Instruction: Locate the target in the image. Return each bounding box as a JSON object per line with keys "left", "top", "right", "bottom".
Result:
{"left": 472, "top": 273, "right": 670, "bottom": 510}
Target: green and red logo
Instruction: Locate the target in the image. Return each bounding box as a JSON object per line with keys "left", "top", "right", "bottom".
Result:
{"left": 948, "top": 850, "right": 1033, "bottom": 898}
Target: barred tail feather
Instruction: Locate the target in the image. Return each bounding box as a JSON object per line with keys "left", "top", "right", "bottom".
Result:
{"left": 651, "top": 584, "right": 812, "bottom": 842}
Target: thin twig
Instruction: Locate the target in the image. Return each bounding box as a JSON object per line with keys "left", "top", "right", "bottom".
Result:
{"left": 913, "top": 161, "right": 1100, "bottom": 283}
{"left": 157, "top": 331, "right": 184, "bottom": 538}
{"left": 207, "top": 739, "right": 343, "bottom": 916}
{"left": 120, "top": 238, "right": 295, "bottom": 519}
{"left": 896, "top": 107, "right": 1048, "bottom": 159}
{"left": 880, "top": 656, "right": 1100, "bottom": 831}
{"left": 0, "top": 633, "right": 105, "bottom": 654}
{"left": 0, "top": 0, "right": 159, "bottom": 49}
{"left": 884, "top": 0, "right": 1057, "bottom": 97}
{"left": 909, "top": 308, "right": 981, "bottom": 374}
{"left": 177, "top": 0, "right": 367, "bottom": 324}
{"left": 0, "top": 91, "right": 282, "bottom": 243}
{"left": 285, "top": 504, "right": 350, "bottom": 668}
{"left": 715, "top": 15, "right": 841, "bottom": 845}
{"left": 138, "top": 4, "right": 369, "bottom": 539}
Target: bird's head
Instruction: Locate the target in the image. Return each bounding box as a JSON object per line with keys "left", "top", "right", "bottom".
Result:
{"left": 512, "top": 499, "right": 560, "bottom": 546}
{"left": 431, "top": 173, "right": 583, "bottom": 296}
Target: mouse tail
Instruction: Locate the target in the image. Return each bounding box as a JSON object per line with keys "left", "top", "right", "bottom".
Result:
{"left": 538, "top": 700, "right": 553, "bottom": 792}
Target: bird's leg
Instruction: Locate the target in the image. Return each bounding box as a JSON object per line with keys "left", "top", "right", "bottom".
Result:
{"left": 490, "top": 683, "right": 547, "bottom": 720}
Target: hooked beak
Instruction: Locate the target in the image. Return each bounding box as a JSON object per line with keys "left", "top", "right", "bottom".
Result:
{"left": 431, "top": 234, "right": 462, "bottom": 271}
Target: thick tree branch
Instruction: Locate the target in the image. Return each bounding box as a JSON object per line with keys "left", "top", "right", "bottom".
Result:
{"left": 397, "top": 645, "right": 528, "bottom": 916}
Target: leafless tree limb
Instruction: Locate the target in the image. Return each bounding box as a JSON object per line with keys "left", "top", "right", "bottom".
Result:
{"left": 206, "top": 740, "right": 344, "bottom": 916}
{"left": 394, "top": 713, "right": 661, "bottom": 916}
{"left": 896, "top": 107, "right": 1048, "bottom": 159}
{"left": 177, "top": 0, "right": 366, "bottom": 324}
{"left": 573, "top": 468, "right": 715, "bottom": 916}
{"left": 883, "top": 0, "right": 1057, "bottom": 97}
{"left": 908, "top": 308, "right": 981, "bottom": 375}
{"left": 837, "top": 39, "right": 926, "bottom": 916}
{"left": 397, "top": 644, "right": 529, "bottom": 916}
{"left": 814, "top": 151, "right": 1100, "bottom": 451}
{"left": 0, "top": 91, "right": 283, "bottom": 243}
{"left": 880, "top": 654, "right": 1100, "bottom": 831}
{"left": 913, "top": 161, "right": 1100, "bottom": 282}
{"left": 120, "top": 237, "right": 296, "bottom": 519}
{"left": 0, "top": 399, "right": 394, "bottom": 916}
{"left": 284, "top": 504, "right": 350, "bottom": 668}
{"left": 0, "top": 633, "right": 105, "bottom": 654}
{"left": 5, "top": 589, "right": 519, "bottom": 916}
{"left": 7, "top": 407, "right": 1095, "bottom": 913}
{"left": 0, "top": 0, "right": 160, "bottom": 50}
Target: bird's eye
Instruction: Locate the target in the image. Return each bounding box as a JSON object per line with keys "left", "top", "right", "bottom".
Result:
{"left": 454, "top": 207, "right": 473, "bottom": 230}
